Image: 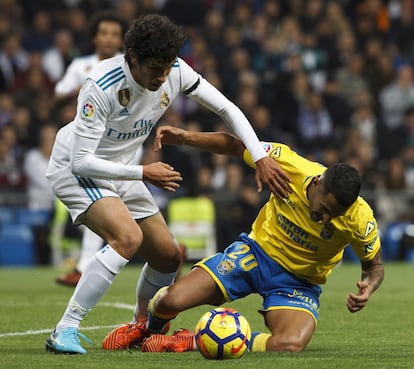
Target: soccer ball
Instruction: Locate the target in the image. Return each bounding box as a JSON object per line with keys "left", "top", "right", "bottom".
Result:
{"left": 194, "top": 307, "right": 251, "bottom": 360}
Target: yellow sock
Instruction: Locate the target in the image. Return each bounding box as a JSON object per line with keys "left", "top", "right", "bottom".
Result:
{"left": 148, "top": 286, "right": 177, "bottom": 320}
{"left": 250, "top": 332, "right": 271, "bottom": 352}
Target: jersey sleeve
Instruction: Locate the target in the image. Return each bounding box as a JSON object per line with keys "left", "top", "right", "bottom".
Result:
{"left": 72, "top": 78, "right": 111, "bottom": 139}
{"left": 242, "top": 142, "right": 293, "bottom": 168}
{"left": 176, "top": 57, "right": 201, "bottom": 93}
{"left": 69, "top": 79, "right": 143, "bottom": 180}
{"left": 183, "top": 64, "right": 268, "bottom": 163}
{"left": 348, "top": 202, "right": 382, "bottom": 261}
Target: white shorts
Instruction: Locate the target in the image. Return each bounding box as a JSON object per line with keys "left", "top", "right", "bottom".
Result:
{"left": 47, "top": 167, "right": 159, "bottom": 225}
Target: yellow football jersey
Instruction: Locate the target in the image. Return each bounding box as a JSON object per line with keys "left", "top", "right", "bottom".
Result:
{"left": 243, "top": 142, "right": 381, "bottom": 285}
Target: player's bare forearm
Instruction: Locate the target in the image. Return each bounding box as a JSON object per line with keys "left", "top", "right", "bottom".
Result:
{"left": 155, "top": 125, "right": 244, "bottom": 157}
{"left": 346, "top": 249, "right": 384, "bottom": 313}
{"left": 361, "top": 250, "right": 384, "bottom": 294}
{"left": 185, "top": 131, "right": 244, "bottom": 157}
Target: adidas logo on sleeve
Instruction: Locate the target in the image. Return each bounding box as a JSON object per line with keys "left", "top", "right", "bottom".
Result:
{"left": 118, "top": 107, "right": 130, "bottom": 116}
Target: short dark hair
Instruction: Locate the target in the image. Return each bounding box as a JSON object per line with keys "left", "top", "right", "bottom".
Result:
{"left": 89, "top": 11, "right": 128, "bottom": 41}
{"left": 124, "top": 14, "right": 186, "bottom": 64}
{"left": 322, "top": 163, "right": 361, "bottom": 207}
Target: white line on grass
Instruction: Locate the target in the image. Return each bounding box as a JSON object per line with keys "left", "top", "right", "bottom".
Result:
{"left": 0, "top": 325, "right": 119, "bottom": 338}
{"left": 100, "top": 302, "right": 135, "bottom": 311}
{"left": 0, "top": 301, "right": 135, "bottom": 338}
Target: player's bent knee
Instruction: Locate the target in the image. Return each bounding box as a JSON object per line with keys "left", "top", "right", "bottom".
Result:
{"left": 155, "top": 287, "right": 183, "bottom": 314}
{"left": 266, "top": 335, "right": 308, "bottom": 352}
{"left": 159, "top": 246, "right": 182, "bottom": 269}
{"left": 111, "top": 232, "right": 143, "bottom": 258}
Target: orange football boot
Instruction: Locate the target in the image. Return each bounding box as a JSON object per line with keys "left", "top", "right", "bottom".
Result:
{"left": 55, "top": 270, "right": 82, "bottom": 287}
{"left": 102, "top": 319, "right": 170, "bottom": 350}
{"left": 141, "top": 329, "right": 195, "bottom": 353}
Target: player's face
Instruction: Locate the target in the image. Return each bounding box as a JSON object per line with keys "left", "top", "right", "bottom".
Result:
{"left": 130, "top": 57, "right": 175, "bottom": 91}
{"left": 308, "top": 178, "right": 348, "bottom": 224}
{"left": 93, "top": 21, "right": 123, "bottom": 60}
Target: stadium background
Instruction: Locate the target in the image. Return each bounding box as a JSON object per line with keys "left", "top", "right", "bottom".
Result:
{"left": 0, "top": 0, "right": 413, "bottom": 266}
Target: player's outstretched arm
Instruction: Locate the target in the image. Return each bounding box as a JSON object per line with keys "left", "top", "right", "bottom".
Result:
{"left": 155, "top": 125, "right": 291, "bottom": 197}
{"left": 154, "top": 125, "right": 245, "bottom": 157}
{"left": 346, "top": 250, "right": 384, "bottom": 313}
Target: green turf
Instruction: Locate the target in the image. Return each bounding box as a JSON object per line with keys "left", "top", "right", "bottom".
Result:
{"left": 1, "top": 262, "right": 413, "bottom": 369}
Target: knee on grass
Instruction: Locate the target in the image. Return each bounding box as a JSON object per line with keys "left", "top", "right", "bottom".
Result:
{"left": 266, "top": 334, "right": 308, "bottom": 352}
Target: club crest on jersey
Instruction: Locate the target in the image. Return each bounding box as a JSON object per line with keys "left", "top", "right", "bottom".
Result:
{"left": 320, "top": 222, "right": 335, "bottom": 239}
{"left": 159, "top": 92, "right": 170, "bottom": 109}
{"left": 118, "top": 89, "right": 130, "bottom": 106}
{"left": 217, "top": 259, "right": 236, "bottom": 275}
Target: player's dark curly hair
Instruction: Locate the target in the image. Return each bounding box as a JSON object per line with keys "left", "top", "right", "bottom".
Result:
{"left": 322, "top": 163, "right": 361, "bottom": 207}
{"left": 124, "top": 14, "right": 186, "bottom": 64}
{"left": 89, "top": 11, "right": 128, "bottom": 40}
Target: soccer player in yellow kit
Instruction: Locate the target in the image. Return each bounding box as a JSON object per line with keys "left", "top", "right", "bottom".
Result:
{"left": 128, "top": 124, "right": 384, "bottom": 353}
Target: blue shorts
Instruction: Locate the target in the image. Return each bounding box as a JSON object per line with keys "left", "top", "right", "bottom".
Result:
{"left": 195, "top": 233, "right": 322, "bottom": 322}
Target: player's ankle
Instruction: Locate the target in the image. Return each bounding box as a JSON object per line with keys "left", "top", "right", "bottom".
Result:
{"left": 147, "top": 311, "right": 172, "bottom": 333}
{"left": 147, "top": 286, "right": 177, "bottom": 332}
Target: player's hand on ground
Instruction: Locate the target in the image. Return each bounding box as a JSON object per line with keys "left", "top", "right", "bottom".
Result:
{"left": 255, "top": 156, "right": 291, "bottom": 199}
{"left": 153, "top": 125, "right": 187, "bottom": 151}
{"left": 143, "top": 162, "right": 182, "bottom": 192}
{"left": 346, "top": 281, "right": 370, "bottom": 313}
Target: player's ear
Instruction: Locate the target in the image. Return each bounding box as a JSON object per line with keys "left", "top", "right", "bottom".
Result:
{"left": 127, "top": 48, "right": 138, "bottom": 64}
{"left": 313, "top": 175, "right": 321, "bottom": 186}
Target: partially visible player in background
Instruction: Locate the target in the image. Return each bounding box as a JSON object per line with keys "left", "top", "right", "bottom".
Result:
{"left": 54, "top": 11, "right": 126, "bottom": 105}
{"left": 53, "top": 11, "right": 128, "bottom": 286}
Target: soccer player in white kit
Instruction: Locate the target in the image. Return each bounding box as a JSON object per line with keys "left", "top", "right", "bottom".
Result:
{"left": 53, "top": 12, "right": 128, "bottom": 287}
{"left": 54, "top": 11, "right": 126, "bottom": 103}
{"left": 45, "top": 14, "right": 291, "bottom": 355}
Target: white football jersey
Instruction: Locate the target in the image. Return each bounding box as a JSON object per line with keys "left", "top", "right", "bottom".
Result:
{"left": 47, "top": 54, "right": 267, "bottom": 180}
{"left": 54, "top": 54, "right": 101, "bottom": 95}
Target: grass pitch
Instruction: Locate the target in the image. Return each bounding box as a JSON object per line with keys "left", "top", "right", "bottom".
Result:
{"left": 0, "top": 262, "right": 413, "bottom": 369}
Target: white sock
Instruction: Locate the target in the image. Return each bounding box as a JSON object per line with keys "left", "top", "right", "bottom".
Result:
{"left": 133, "top": 262, "right": 176, "bottom": 321}
{"left": 56, "top": 245, "right": 128, "bottom": 332}
{"left": 76, "top": 227, "right": 104, "bottom": 272}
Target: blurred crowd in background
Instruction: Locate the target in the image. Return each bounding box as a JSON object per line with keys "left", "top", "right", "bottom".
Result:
{"left": 0, "top": 0, "right": 413, "bottom": 263}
